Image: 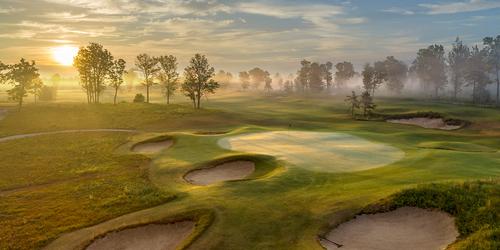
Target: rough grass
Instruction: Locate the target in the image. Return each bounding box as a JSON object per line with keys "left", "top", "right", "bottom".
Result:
{"left": 363, "top": 181, "right": 499, "bottom": 250}
{"left": 418, "top": 141, "right": 498, "bottom": 153}
{"left": 0, "top": 133, "right": 173, "bottom": 249}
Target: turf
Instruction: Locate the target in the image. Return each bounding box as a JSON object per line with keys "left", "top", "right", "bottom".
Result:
{"left": 0, "top": 94, "right": 499, "bottom": 249}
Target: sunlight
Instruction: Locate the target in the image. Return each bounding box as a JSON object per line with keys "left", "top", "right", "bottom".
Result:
{"left": 51, "top": 45, "right": 78, "bottom": 66}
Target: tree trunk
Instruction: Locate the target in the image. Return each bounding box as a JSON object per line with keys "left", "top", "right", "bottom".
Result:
{"left": 197, "top": 93, "right": 201, "bottom": 109}
{"left": 496, "top": 66, "right": 499, "bottom": 107}
{"left": 167, "top": 88, "right": 170, "bottom": 104}
{"left": 18, "top": 97, "right": 23, "bottom": 110}
{"left": 146, "top": 84, "right": 150, "bottom": 103}
{"left": 114, "top": 87, "right": 118, "bottom": 105}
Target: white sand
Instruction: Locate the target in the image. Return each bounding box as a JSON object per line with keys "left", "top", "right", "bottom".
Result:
{"left": 320, "top": 207, "right": 458, "bottom": 250}
{"left": 132, "top": 140, "right": 173, "bottom": 153}
{"left": 217, "top": 131, "right": 404, "bottom": 173}
{"left": 185, "top": 160, "right": 255, "bottom": 185}
{"left": 387, "top": 118, "right": 462, "bottom": 130}
{"left": 86, "top": 221, "right": 195, "bottom": 250}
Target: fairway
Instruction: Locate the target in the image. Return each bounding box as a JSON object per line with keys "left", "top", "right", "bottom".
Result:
{"left": 217, "top": 131, "right": 405, "bottom": 172}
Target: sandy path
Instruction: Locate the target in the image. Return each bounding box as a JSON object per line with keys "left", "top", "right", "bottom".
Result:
{"left": 86, "top": 221, "right": 195, "bottom": 250}
{"left": 387, "top": 118, "right": 462, "bottom": 130}
{"left": 132, "top": 140, "right": 173, "bottom": 153}
{"left": 321, "top": 207, "right": 458, "bottom": 250}
{"left": 0, "top": 129, "right": 136, "bottom": 143}
{"left": 185, "top": 161, "right": 255, "bottom": 185}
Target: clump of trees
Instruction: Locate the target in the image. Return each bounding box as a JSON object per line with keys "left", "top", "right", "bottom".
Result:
{"left": 0, "top": 59, "right": 42, "bottom": 109}
{"left": 345, "top": 91, "right": 376, "bottom": 118}
{"left": 181, "top": 54, "right": 219, "bottom": 109}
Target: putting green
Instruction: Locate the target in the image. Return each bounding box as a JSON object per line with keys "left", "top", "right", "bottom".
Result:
{"left": 217, "top": 131, "right": 405, "bottom": 173}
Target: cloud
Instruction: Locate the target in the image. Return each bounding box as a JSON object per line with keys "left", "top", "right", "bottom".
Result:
{"left": 40, "top": 12, "right": 138, "bottom": 23}
{"left": 381, "top": 7, "right": 415, "bottom": 15}
{"left": 420, "top": 0, "right": 500, "bottom": 14}
{"left": 0, "top": 6, "right": 24, "bottom": 14}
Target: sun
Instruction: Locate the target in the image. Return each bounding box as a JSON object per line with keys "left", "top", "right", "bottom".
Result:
{"left": 51, "top": 45, "right": 79, "bottom": 66}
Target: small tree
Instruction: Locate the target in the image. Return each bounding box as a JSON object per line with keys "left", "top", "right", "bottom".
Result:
{"left": 109, "top": 58, "right": 126, "bottom": 105}
{"left": 133, "top": 93, "right": 145, "bottom": 103}
{"left": 3, "top": 59, "right": 40, "bottom": 109}
{"left": 345, "top": 91, "right": 360, "bottom": 118}
{"left": 383, "top": 56, "right": 408, "bottom": 94}
{"left": 31, "top": 77, "right": 44, "bottom": 104}
{"left": 135, "top": 54, "right": 159, "bottom": 103}
{"left": 182, "top": 54, "right": 219, "bottom": 109}
{"left": 157, "top": 55, "right": 179, "bottom": 104}
{"left": 360, "top": 91, "right": 376, "bottom": 117}
{"left": 239, "top": 71, "right": 250, "bottom": 90}
{"left": 264, "top": 73, "right": 273, "bottom": 94}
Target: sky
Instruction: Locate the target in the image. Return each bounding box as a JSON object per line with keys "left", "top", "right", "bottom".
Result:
{"left": 0, "top": 0, "right": 499, "bottom": 77}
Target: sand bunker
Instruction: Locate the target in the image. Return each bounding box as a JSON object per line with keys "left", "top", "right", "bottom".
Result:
{"left": 86, "top": 221, "right": 195, "bottom": 250}
{"left": 132, "top": 140, "right": 173, "bottom": 153}
{"left": 217, "top": 131, "right": 404, "bottom": 173}
{"left": 320, "top": 207, "right": 458, "bottom": 250}
{"left": 387, "top": 118, "right": 462, "bottom": 130}
{"left": 185, "top": 160, "right": 255, "bottom": 185}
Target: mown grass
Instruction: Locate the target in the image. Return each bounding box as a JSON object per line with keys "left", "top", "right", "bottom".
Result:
{"left": 363, "top": 181, "right": 499, "bottom": 250}
{"left": 0, "top": 94, "right": 499, "bottom": 249}
{"left": 0, "top": 133, "right": 172, "bottom": 249}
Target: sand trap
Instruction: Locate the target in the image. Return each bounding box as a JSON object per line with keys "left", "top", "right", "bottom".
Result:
{"left": 218, "top": 131, "right": 404, "bottom": 173}
{"left": 185, "top": 160, "right": 255, "bottom": 185}
{"left": 387, "top": 118, "right": 462, "bottom": 130}
{"left": 320, "top": 207, "right": 458, "bottom": 250}
{"left": 86, "top": 221, "right": 195, "bottom": 250}
{"left": 132, "top": 140, "right": 173, "bottom": 153}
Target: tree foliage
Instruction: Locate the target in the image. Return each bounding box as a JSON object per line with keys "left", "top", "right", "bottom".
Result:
{"left": 345, "top": 91, "right": 360, "bottom": 118}
{"left": 360, "top": 91, "right": 376, "bottom": 117}
{"left": 411, "top": 44, "right": 447, "bottom": 98}
{"left": 109, "top": 58, "right": 126, "bottom": 104}
{"left": 465, "top": 46, "right": 491, "bottom": 104}
{"left": 383, "top": 56, "right": 408, "bottom": 94}
{"left": 182, "top": 54, "right": 219, "bottom": 109}
{"left": 335, "top": 61, "right": 355, "bottom": 88}
{"left": 483, "top": 35, "right": 500, "bottom": 106}
{"left": 74, "top": 43, "right": 114, "bottom": 104}
{"left": 157, "top": 55, "right": 179, "bottom": 104}
{"left": 2, "top": 59, "right": 41, "bottom": 108}
{"left": 135, "top": 53, "right": 159, "bottom": 103}
{"left": 448, "top": 37, "right": 470, "bottom": 100}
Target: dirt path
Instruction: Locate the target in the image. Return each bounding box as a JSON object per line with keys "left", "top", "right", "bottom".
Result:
{"left": 185, "top": 161, "right": 255, "bottom": 185}
{"left": 320, "top": 206, "right": 458, "bottom": 250}
{"left": 0, "top": 129, "right": 136, "bottom": 143}
{"left": 86, "top": 221, "right": 195, "bottom": 250}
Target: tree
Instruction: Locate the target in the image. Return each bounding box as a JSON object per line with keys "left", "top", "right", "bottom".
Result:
{"left": 384, "top": 56, "right": 408, "bottom": 94}
{"left": 448, "top": 37, "right": 470, "bottom": 100}
{"left": 296, "top": 60, "right": 311, "bottom": 92}
{"left": 109, "top": 58, "right": 126, "bottom": 105}
{"left": 31, "top": 77, "right": 44, "bottom": 104}
{"left": 157, "top": 55, "right": 179, "bottom": 104}
{"left": 214, "top": 70, "right": 233, "bottom": 88}
{"left": 362, "top": 63, "right": 376, "bottom": 94}
{"left": 335, "top": 61, "right": 355, "bottom": 88}
{"left": 345, "top": 91, "right": 360, "bottom": 118}
{"left": 274, "top": 73, "right": 284, "bottom": 91}
{"left": 309, "top": 62, "right": 324, "bottom": 92}
{"left": 465, "top": 46, "right": 491, "bottom": 104}
{"left": 411, "top": 45, "right": 447, "bottom": 98}
{"left": 264, "top": 73, "right": 273, "bottom": 93}
{"left": 74, "top": 43, "right": 114, "bottom": 104}
{"left": 182, "top": 54, "right": 219, "bottom": 109}
{"left": 135, "top": 53, "right": 159, "bottom": 103}
{"left": 324, "top": 61, "right": 334, "bottom": 90}
{"left": 483, "top": 35, "right": 500, "bottom": 106}
{"left": 3, "top": 59, "right": 40, "bottom": 109}
{"left": 248, "top": 67, "right": 268, "bottom": 90}
{"left": 239, "top": 71, "right": 250, "bottom": 90}
{"left": 360, "top": 91, "right": 376, "bottom": 117}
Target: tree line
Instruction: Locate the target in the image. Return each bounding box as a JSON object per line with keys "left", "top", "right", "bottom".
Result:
{"left": 73, "top": 42, "right": 219, "bottom": 108}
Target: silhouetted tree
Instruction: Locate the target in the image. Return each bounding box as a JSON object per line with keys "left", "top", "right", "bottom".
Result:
{"left": 214, "top": 70, "right": 233, "bottom": 88}
{"left": 483, "top": 35, "right": 500, "bottom": 106}
{"left": 157, "top": 55, "right": 179, "bottom": 104}
{"left": 360, "top": 91, "right": 376, "bottom": 117}
{"left": 345, "top": 91, "right": 360, "bottom": 118}
{"left": 109, "top": 58, "right": 126, "bottom": 105}
{"left": 182, "top": 54, "right": 219, "bottom": 109}
{"left": 362, "top": 63, "right": 376, "bottom": 94}
{"left": 135, "top": 53, "right": 159, "bottom": 103}
{"left": 324, "top": 61, "right": 333, "bottom": 90}
{"left": 335, "top": 61, "right": 355, "bottom": 88}
{"left": 309, "top": 62, "right": 324, "bottom": 92}
{"left": 248, "top": 67, "right": 268, "bottom": 90}
{"left": 465, "top": 46, "right": 491, "bottom": 104}
{"left": 239, "top": 71, "right": 250, "bottom": 90}
{"left": 411, "top": 45, "right": 447, "bottom": 98}
{"left": 2, "top": 59, "right": 40, "bottom": 109}
{"left": 264, "top": 73, "right": 273, "bottom": 93}
{"left": 448, "top": 37, "right": 470, "bottom": 101}
{"left": 384, "top": 56, "right": 408, "bottom": 94}
{"left": 296, "top": 60, "right": 311, "bottom": 92}
{"left": 74, "top": 43, "right": 114, "bottom": 103}
{"left": 31, "top": 77, "right": 43, "bottom": 104}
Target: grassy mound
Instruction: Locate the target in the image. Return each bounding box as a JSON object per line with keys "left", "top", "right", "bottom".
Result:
{"left": 418, "top": 141, "right": 498, "bottom": 153}
{"left": 363, "top": 181, "right": 499, "bottom": 250}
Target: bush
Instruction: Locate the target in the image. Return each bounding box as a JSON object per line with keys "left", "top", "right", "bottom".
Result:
{"left": 39, "top": 86, "right": 57, "bottom": 101}
{"left": 133, "top": 93, "right": 145, "bottom": 103}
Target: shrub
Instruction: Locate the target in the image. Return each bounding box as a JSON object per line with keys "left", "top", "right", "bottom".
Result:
{"left": 133, "top": 93, "right": 145, "bottom": 103}
{"left": 39, "top": 86, "right": 57, "bottom": 101}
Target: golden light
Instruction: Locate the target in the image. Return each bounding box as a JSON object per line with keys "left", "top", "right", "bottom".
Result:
{"left": 51, "top": 45, "right": 78, "bottom": 66}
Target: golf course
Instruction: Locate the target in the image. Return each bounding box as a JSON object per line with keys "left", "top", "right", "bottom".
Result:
{"left": 0, "top": 93, "right": 498, "bottom": 250}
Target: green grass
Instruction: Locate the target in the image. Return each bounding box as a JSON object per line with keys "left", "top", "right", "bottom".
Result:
{"left": 362, "top": 181, "right": 499, "bottom": 250}
{"left": 1, "top": 93, "right": 500, "bottom": 249}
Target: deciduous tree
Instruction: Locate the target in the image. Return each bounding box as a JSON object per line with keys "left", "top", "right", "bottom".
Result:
{"left": 411, "top": 45, "right": 447, "bottom": 98}
{"left": 3, "top": 59, "right": 40, "bottom": 109}
{"left": 157, "top": 55, "right": 179, "bottom": 104}
{"left": 360, "top": 91, "right": 376, "bottom": 117}
{"left": 109, "top": 58, "right": 126, "bottom": 105}
{"left": 239, "top": 71, "right": 250, "bottom": 90}
{"left": 335, "top": 61, "right": 355, "bottom": 88}
{"left": 448, "top": 37, "right": 470, "bottom": 100}
{"left": 384, "top": 56, "right": 408, "bottom": 94}
{"left": 182, "top": 54, "right": 219, "bottom": 109}
{"left": 135, "top": 53, "right": 159, "bottom": 103}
